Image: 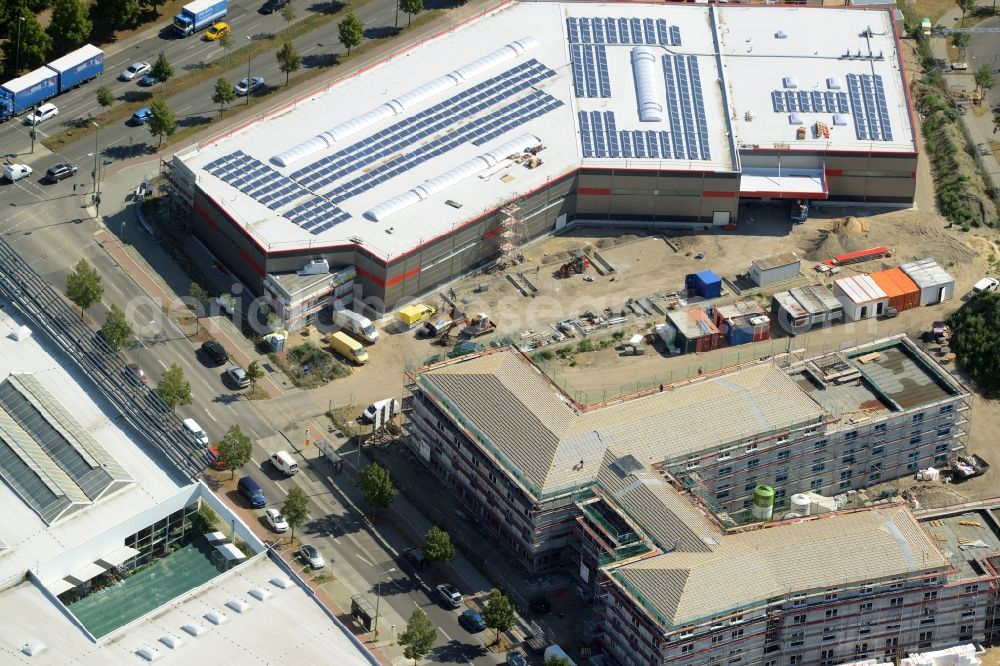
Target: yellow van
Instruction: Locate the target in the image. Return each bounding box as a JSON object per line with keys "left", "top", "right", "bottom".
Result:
{"left": 397, "top": 303, "right": 437, "bottom": 327}
{"left": 328, "top": 331, "right": 369, "bottom": 365}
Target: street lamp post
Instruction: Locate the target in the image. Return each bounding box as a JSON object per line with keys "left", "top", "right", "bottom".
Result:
{"left": 92, "top": 121, "right": 101, "bottom": 218}
{"left": 394, "top": 0, "right": 399, "bottom": 29}
{"left": 246, "top": 35, "right": 252, "bottom": 105}
{"left": 15, "top": 16, "right": 25, "bottom": 74}
{"left": 372, "top": 567, "right": 396, "bottom": 638}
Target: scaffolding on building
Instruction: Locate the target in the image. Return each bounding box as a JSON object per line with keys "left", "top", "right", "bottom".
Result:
{"left": 495, "top": 202, "right": 525, "bottom": 270}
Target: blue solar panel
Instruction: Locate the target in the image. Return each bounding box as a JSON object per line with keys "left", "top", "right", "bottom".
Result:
{"left": 670, "top": 25, "right": 681, "bottom": 46}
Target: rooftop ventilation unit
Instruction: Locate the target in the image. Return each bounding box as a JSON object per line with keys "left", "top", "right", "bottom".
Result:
{"left": 788, "top": 112, "right": 804, "bottom": 125}
{"left": 782, "top": 76, "right": 798, "bottom": 89}
{"left": 203, "top": 610, "right": 227, "bottom": 626}
{"left": 226, "top": 599, "right": 251, "bottom": 614}
{"left": 826, "top": 77, "right": 841, "bottom": 90}
{"left": 248, "top": 587, "right": 272, "bottom": 602}
{"left": 181, "top": 623, "right": 206, "bottom": 637}
{"left": 21, "top": 643, "right": 46, "bottom": 657}
{"left": 158, "top": 634, "right": 184, "bottom": 650}
{"left": 136, "top": 645, "right": 162, "bottom": 662}
{"left": 296, "top": 258, "right": 329, "bottom": 276}
{"left": 270, "top": 576, "right": 293, "bottom": 589}
{"left": 775, "top": 30, "right": 788, "bottom": 39}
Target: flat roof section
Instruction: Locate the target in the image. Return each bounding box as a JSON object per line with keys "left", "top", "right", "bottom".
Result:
{"left": 921, "top": 510, "right": 1000, "bottom": 581}
{"left": 720, "top": 6, "right": 915, "bottom": 153}
{"left": 846, "top": 342, "right": 958, "bottom": 410}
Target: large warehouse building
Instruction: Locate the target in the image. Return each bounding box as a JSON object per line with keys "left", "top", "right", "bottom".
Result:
{"left": 169, "top": 1, "right": 917, "bottom": 310}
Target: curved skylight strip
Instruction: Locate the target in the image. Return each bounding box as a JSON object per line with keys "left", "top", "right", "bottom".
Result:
{"left": 364, "top": 134, "right": 541, "bottom": 222}
{"left": 272, "top": 37, "right": 540, "bottom": 168}
{"left": 631, "top": 47, "right": 663, "bottom": 123}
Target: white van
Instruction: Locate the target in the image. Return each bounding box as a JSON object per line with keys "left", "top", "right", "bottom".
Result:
{"left": 972, "top": 277, "right": 999, "bottom": 294}
{"left": 543, "top": 645, "right": 577, "bottom": 666}
{"left": 3, "top": 164, "right": 32, "bottom": 182}
{"left": 28, "top": 103, "right": 58, "bottom": 125}
{"left": 360, "top": 398, "right": 400, "bottom": 425}
{"left": 183, "top": 418, "right": 209, "bottom": 445}
{"left": 333, "top": 309, "right": 378, "bottom": 343}
{"left": 270, "top": 450, "right": 299, "bottom": 476}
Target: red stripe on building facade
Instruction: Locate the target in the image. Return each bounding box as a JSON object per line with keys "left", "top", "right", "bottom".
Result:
{"left": 577, "top": 187, "right": 612, "bottom": 195}
{"left": 702, "top": 191, "right": 736, "bottom": 198}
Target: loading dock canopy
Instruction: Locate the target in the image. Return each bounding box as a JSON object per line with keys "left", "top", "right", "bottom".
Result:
{"left": 739, "top": 167, "right": 827, "bottom": 199}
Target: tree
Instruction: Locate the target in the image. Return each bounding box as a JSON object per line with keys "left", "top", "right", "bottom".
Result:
{"left": 139, "top": 0, "right": 162, "bottom": 17}
{"left": 212, "top": 76, "right": 237, "bottom": 113}
{"left": 398, "top": 609, "right": 436, "bottom": 664}
{"left": 280, "top": 2, "right": 296, "bottom": 33}
{"left": 956, "top": 0, "right": 975, "bottom": 24}
{"left": 96, "top": 85, "right": 115, "bottom": 108}
{"left": 423, "top": 525, "right": 455, "bottom": 564}
{"left": 276, "top": 40, "right": 300, "bottom": 86}
{"left": 399, "top": 0, "right": 422, "bottom": 27}
{"left": 974, "top": 64, "right": 996, "bottom": 99}
{"left": 216, "top": 424, "right": 252, "bottom": 477}
{"left": 91, "top": 0, "right": 141, "bottom": 30}
{"left": 65, "top": 258, "right": 104, "bottom": 314}
{"left": 481, "top": 588, "right": 515, "bottom": 646}
{"left": 994, "top": 112, "right": 1000, "bottom": 134}
{"left": 2, "top": 10, "right": 51, "bottom": 72}
{"left": 357, "top": 462, "right": 397, "bottom": 518}
{"left": 951, "top": 32, "right": 971, "bottom": 59}
{"left": 282, "top": 486, "right": 308, "bottom": 540}
{"left": 151, "top": 51, "right": 173, "bottom": 90}
{"left": 217, "top": 31, "right": 233, "bottom": 63}
{"left": 98, "top": 303, "right": 134, "bottom": 350}
{"left": 544, "top": 657, "right": 571, "bottom": 666}
{"left": 948, "top": 292, "right": 1000, "bottom": 395}
{"left": 338, "top": 12, "right": 363, "bottom": 56}
{"left": 246, "top": 360, "right": 265, "bottom": 395}
{"left": 189, "top": 281, "right": 209, "bottom": 311}
{"left": 155, "top": 362, "right": 192, "bottom": 411}
{"left": 147, "top": 98, "right": 176, "bottom": 147}
{"left": 47, "top": 0, "right": 92, "bottom": 53}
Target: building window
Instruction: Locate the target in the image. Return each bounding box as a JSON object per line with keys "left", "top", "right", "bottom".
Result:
{"left": 747, "top": 458, "right": 760, "bottom": 470}
{"left": 810, "top": 478, "right": 823, "bottom": 490}
{"left": 792, "top": 614, "right": 806, "bottom": 624}
{"left": 814, "top": 439, "right": 828, "bottom": 449}
{"left": 775, "top": 472, "right": 788, "bottom": 483}
{"left": 840, "top": 470, "right": 852, "bottom": 480}
{"left": 777, "top": 450, "right": 790, "bottom": 461}
{"left": 717, "top": 490, "right": 730, "bottom": 499}
{"left": 844, "top": 431, "right": 858, "bottom": 441}
{"left": 935, "top": 442, "right": 949, "bottom": 452}
{"left": 874, "top": 423, "right": 887, "bottom": 433}
{"left": 842, "top": 455, "right": 855, "bottom": 465}
{"left": 919, "top": 631, "right": 933, "bottom": 642}
{"left": 732, "top": 629, "right": 744, "bottom": 639}
{"left": 872, "top": 445, "right": 885, "bottom": 456}
{"left": 965, "top": 584, "right": 979, "bottom": 593}
{"left": 910, "top": 436, "right": 922, "bottom": 446}
{"left": 859, "top": 602, "right": 873, "bottom": 612}
{"left": 681, "top": 644, "right": 693, "bottom": 654}
{"left": 712, "top": 634, "right": 724, "bottom": 644}
{"left": 789, "top": 656, "right": 802, "bottom": 665}
{"left": 924, "top": 591, "right": 938, "bottom": 600}
{"left": 912, "top": 413, "right": 924, "bottom": 423}
{"left": 825, "top": 609, "right": 839, "bottom": 619}
{"left": 907, "top": 462, "right": 919, "bottom": 471}
{"left": 937, "top": 428, "right": 951, "bottom": 438}
{"left": 940, "top": 405, "right": 953, "bottom": 414}
{"left": 839, "top": 480, "right": 852, "bottom": 489}
{"left": 746, "top": 443, "right": 759, "bottom": 452}
{"left": 869, "top": 472, "right": 881, "bottom": 481}
{"left": 812, "top": 462, "right": 825, "bottom": 473}
{"left": 719, "top": 466, "right": 733, "bottom": 476}
{"left": 890, "top": 597, "right": 904, "bottom": 607}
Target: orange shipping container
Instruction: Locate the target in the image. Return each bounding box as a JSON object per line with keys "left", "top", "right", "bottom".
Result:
{"left": 869, "top": 268, "right": 920, "bottom": 312}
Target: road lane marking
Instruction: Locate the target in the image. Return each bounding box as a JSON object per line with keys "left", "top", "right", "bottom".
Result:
{"left": 250, "top": 428, "right": 260, "bottom": 439}
{"left": 204, "top": 408, "right": 218, "bottom": 422}
{"left": 355, "top": 553, "right": 373, "bottom": 567}
{"left": 438, "top": 628, "right": 452, "bottom": 641}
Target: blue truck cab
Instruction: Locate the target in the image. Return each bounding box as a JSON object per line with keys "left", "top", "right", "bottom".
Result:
{"left": 174, "top": 0, "right": 229, "bottom": 37}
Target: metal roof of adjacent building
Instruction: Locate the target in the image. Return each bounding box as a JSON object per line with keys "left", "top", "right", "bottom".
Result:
{"left": 713, "top": 300, "right": 767, "bottom": 325}
{"left": 667, "top": 308, "right": 721, "bottom": 340}
{"left": 175, "top": 2, "right": 911, "bottom": 260}
{"left": 779, "top": 284, "right": 843, "bottom": 316}
{"left": 419, "top": 350, "right": 826, "bottom": 497}
{"left": 750, "top": 252, "right": 800, "bottom": 271}
{"left": 613, "top": 506, "right": 948, "bottom": 628}
{"left": 834, "top": 274, "right": 888, "bottom": 304}
{"left": 900, "top": 257, "right": 955, "bottom": 289}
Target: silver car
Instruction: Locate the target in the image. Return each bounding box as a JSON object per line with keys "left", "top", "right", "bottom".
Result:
{"left": 120, "top": 61, "right": 151, "bottom": 81}
{"left": 225, "top": 365, "right": 250, "bottom": 388}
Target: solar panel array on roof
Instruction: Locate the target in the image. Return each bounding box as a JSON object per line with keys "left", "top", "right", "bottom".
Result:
{"left": 662, "top": 55, "right": 711, "bottom": 161}
{"left": 321, "top": 91, "right": 562, "bottom": 202}
{"left": 771, "top": 90, "right": 850, "bottom": 114}
{"left": 567, "top": 16, "right": 681, "bottom": 46}
{"left": 291, "top": 59, "right": 555, "bottom": 190}
{"left": 579, "top": 111, "right": 673, "bottom": 159}
{"left": 847, "top": 73, "right": 893, "bottom": 141}
{"left": 569, "top": 44, "right": 611, "bottom": 98}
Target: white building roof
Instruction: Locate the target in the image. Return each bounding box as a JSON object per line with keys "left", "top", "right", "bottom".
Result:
{"left": 0, "top": 556, "right": 373, "bottom": 665}
{"left": 177, "top": 2, "right": 912, "bottom": 260}
{"left": 0, "top": 308, "right": 182, "bottom": 588}
{"left": 835, "top": 274, "right": 888, "bottom": 304}
{"left": 900, "top": 258, "right": 954, "bottom": 289}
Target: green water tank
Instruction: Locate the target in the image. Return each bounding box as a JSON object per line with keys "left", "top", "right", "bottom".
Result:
{"left": 751, "top": 485, "right": 775, "bottom": 521}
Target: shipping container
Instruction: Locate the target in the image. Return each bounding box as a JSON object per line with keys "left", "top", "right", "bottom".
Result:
{"left": 900, "top": 258, "right": 955, "bottom": 306}
{"left": 833, "top": 275, "right": 889, "bottom": 321}
{"left": 685, "top": 270, "right": 722, "bottom": 299}
{"left": 771, "top": 285, "right": 843, "bottom": 335}
{"left": 869, "top": 268, "right": 920, "bottom": 312}
{"left": 667, "top": 308, "right": 722, "bottom": 354}
{"left": 749, "top": 252, "right": 800, "bottom": 287}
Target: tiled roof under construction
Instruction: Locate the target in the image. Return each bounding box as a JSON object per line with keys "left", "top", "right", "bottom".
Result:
{"left": 419, "top": 351, "right": 826, "bottom": 496}
{"left": 613, "top": 506, "right": 947, "bottom": 628}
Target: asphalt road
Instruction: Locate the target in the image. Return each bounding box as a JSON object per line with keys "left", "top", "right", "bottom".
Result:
{"left": 1, "top": 0, "right": 403, "bottom": 170}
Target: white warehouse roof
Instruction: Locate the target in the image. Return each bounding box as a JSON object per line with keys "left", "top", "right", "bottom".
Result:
{"left": 176, "top": 1, "right": 914, "bottom": 260}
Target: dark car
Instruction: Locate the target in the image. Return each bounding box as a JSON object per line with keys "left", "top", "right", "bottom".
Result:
{"left": 506, "top": 653, "right": 528, "bottom": 666}
{"left": 260, "top": 0, "right": 289, "bottom": 12}
{"left": 201, "top": 340, "right": 229, "bottom": 365}
{"left": 46, "top": 162, "right": 78, "bottom": 182}
{"left": 458, "top": 609, "right": 486, "bottom": 633}
{"left": 403, "top": 546, "right": 430, "bottom": 570}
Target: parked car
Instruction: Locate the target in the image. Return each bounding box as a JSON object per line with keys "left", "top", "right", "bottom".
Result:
{"left": 225, "top": 365, "right": 250, "bottom": 388}
{"left": 183, "top": 418, "right": 209, "bottom": 445}
{"left": 235, "top": 76, "right": 265, "bottom": 95}
{"left": 120, "top": 61, "right": 151, "bottom": 81}
{"left": 207, "top": 444, "right": 227, "bottom": 470}
{"left": 126, "top": 362, "right": 148, "bottom": 383}
{"left": 139, "top": 74, "right": 159, "bottom": 87}
{"left": 3, "top": 164, "right": 32, "bottom": 182}
{"left": 130, "top": 107, "right": 153, "bottom": 126}
{"left": 403, "top": 547, "right": 429, "bottom": 570}
{"left": 435, "top": 583, "right": 463, "bottom": 609}
{"left": 27, "top": 103, "right": 58, "bottom": 125}
{"left": 205, "top": 21, "right": 231, "bottom": 40}
{"left": 260, "top": 0, "right": 289, "bottom": 13}
{"left": 264, "top": 508, "right": 288, "bottom": 533}
{"left": 972, "top": 277, "right": 999, "bottom": 295}
{"left": 299, "top": 543, "right": 325, "bottom": 569}
{"left": 201, "top": 340, "right": 229, "bottom": 365}
{"left": 506, "top": 652, "right": 528, "bottom": 666}
{"left": 238, "top": 476, "right": 267, "bottom": 508}
{"left": 46, "top": 162, "right": 78, "bottom": 182}
{"left": 458, "top": 609, "right": 486, "bottom": 633}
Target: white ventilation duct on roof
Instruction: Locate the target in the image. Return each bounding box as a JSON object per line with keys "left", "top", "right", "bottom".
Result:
{"left": 630, "top": 47, "right": 663, "bottom": 122}
{"left": 271, "top": 38, "right": 540, "bottom": 168}
{"left": 364, "top": 134, "right": 541, "bottom": 222}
